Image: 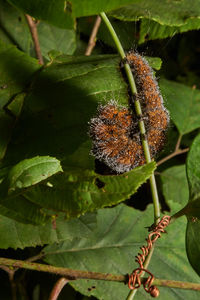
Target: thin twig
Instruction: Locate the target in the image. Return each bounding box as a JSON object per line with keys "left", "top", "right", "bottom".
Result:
{"left": 26, "top": 252, "right": 45, "bottom": 262}
{"left": 25, "top": 14, "right": 44, "bottom": 65}
{"left": 48, "top": 278, "right": 69, "bottom": 300}
{"left": 0, "top": 257, "right": 200, "bottom": 292}
{"left": 174, "top": 134, "right": 182, "bottom": 152}
{"left": 157, "top": 133, "right": 189, "bottom": 166}
{"left": 157, "top": 148, "right": 189, "bottom": 166}
{"left": 0, "top": 257, "right": 125, "bottom": 282}
{"left": 85, "top": 16, "right": 102, "bottom": 56}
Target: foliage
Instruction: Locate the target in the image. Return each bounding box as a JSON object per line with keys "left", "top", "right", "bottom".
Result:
{"left": 0, "top": 0, "right": 200, "bottom": 299}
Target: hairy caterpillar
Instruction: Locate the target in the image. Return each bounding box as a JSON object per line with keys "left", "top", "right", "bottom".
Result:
{"left": 89, "top": 52, "right": 169, "bottom": 173}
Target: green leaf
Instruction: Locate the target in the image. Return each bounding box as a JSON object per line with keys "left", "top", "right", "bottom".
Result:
{"left": 3, "top": 54, "right": 162, "bottom": 167}
{"left": 186, "top": 133, "right": 200, "bottom": 276}
{"left": 78, "top": 17, "right": 137, "bottom": 51}
{"left": 161, "top": 165, "right": 189, "bottom": 206}
{"left": 1, "top": 54, "right": 160, "bottom": 220}
{"left": 43, "top": 203, "right": 200, "bottom": 300}
{"left": 0, "top": 41, "right": 40, "bottom": 160}
{"left": 0, "top": 196, "right": 50, "bottom": 225}
{"left": 186, "top": 218, "right": 200, "bottom": 276}
{"left": 145, "top": 56, "right": 162, "bottom": 71}
{"left": 139, "top": 18, "right": 200, "bottom": 44}
{"left": 0, "top": 211, "right": 97, "bottom": 249}
{"left": 5, "top": 156, "right": 63, "bottom": 194}
{"left": 186, "top": 133, "right": 200, "bottom": 201}
{"left": 159, "top": 79, "right": 200, "bottom": 135}
{"left": 0, "top": 40, "right": 40, "bottom": 102}
{"left": 0, "top": 156, "right": 62, "bottom": 224}
{"left": 37, "top": 23, "right": 76, "bottom": 59}
{"left": 111, "top": 0, "right": 200, "bottom": 26}
{"left": 0, "top": 93, "right": 24, "bottom": 161}
{"left": 71, "top": 0, "right": 136, "bottom": 17}
{"left": 3, "top": 54, "right": 128, "bottom": 168}
{"left": 0, "top": 1, "right": 76, "bottom": 58}
{"left": 8, "top": 0, "right": 75, "bottom": 29}
{"left": 0, "top": 0, "right": 32, "bottom": 52}
{"left": 8, "top": 0, "right": 142, "bottom": 24}
{"left": 0, "top": 111, "right": 15, "bottom": 160}
{"left": 24, "top": 162, "right": 156, "bottom": 218}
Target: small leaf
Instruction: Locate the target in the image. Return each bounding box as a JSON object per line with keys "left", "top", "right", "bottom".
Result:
{"left": 5, "top": 156, "right": 63, "bottom": 194}
{"left": 145, "top": 56, "right": 162, "bottom": 71}
{"left": 159, "top": 79, "right": 200, "bottom": 135}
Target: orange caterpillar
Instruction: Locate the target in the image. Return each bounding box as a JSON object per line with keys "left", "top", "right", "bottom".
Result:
{"left": 89, "top": 52, "right": 169, "bottom": 173}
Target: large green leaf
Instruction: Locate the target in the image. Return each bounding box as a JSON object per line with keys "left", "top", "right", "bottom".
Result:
{"left": 186, "top": 133, "right": 200, "bottom": 201}
{"left": 0, "top": 210, "right": 97, "bottom": 249}
{"left": 1, "top": 54, "right": 160, "bottom": 221}
{"left": 186, "top": 133, "right": 200, "bottom": 276}
{"left": 71, "top": 0, "right": 135, "bottom": 17}
{"left": 0, "top": 41, "right": 40, "bottom": 160}
{"left": 139, "top": 18, "right": 200, "bottom": 44}
{"left": 111, "top": 0, "right": 200, "bottom": 27}
{"left": 161, "top": 165, "right": 189, "bottom": 206}
{"left": 159, "top": 79, "right": 200, "bottom": 135}
{"left": 8, "top": 0, "right": 137, "bottom": 28}
{"left": 0, "top": 0, "right": 31, "bottom": 52}
{"left": 2, "top": 54, "right": 128, "bottom": 172}
{"left": 0, "top": 40, "right": 40, "bottom": 101}
{"left": 0, "top": 1, "right": 76, "bottom": 58}
{"left": 186, "top": 218, "right": 200, "bottom": 276}
{"left": 43, "top": 203, "right": 200, "bottom": 300}
{"left": 0, "top": 195, "right": 50, "bottom": 225}
{"left": 24, "top": 162, "right": 156, "bottom": 218}
{"left": 8, "top": 0, "right": 75, "bottom": 29}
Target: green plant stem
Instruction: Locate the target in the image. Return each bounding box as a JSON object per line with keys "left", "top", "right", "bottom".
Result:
{"left": 100, "top": 12, "right": 160, "bottom": 223}
{"left": 100, "top": 12, "right": 161, "bottom": 299}
{"left": 0, "top": 257, "right": 200, "bottom": 292}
